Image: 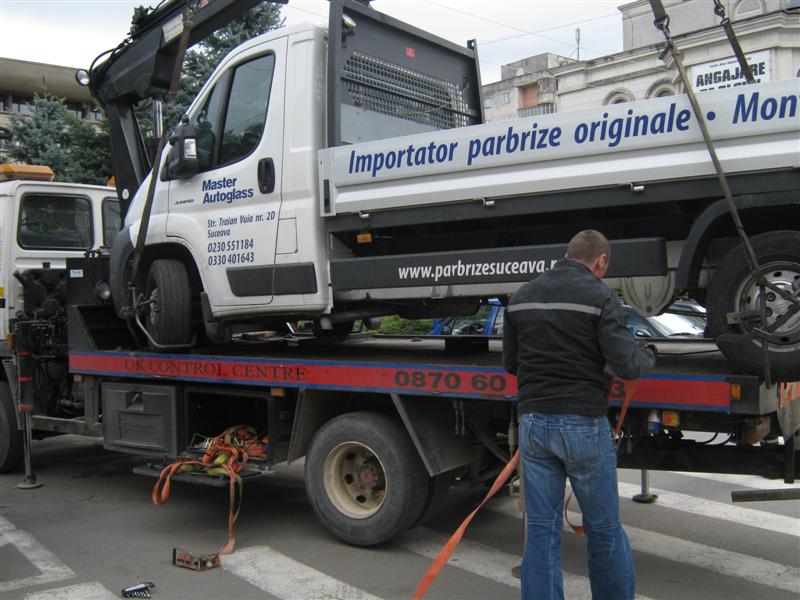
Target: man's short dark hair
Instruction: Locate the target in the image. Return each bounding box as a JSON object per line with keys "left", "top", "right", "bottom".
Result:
{"left": 566, "top": 230, "right": 611, "bottom": 264}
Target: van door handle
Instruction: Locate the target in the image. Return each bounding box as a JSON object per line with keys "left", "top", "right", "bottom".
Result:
{"left": 258, "top": 158, "right": 275, "bottom": 194}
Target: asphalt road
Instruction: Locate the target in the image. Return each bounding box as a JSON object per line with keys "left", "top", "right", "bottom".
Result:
{"left": 1, "top": 434, "right": 798, "bottom": 600}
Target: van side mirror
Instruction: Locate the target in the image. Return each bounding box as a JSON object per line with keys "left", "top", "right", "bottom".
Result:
{"left": 165, "top": 122, "right": 199, "bottom": 180}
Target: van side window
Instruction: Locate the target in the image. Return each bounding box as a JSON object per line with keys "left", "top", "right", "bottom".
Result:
{"left": 218, "top": 54, "right": 275, "bottom": 166}
{"left": 191, "top": 53, "right": 275, "bottom": 172}
{"left": 17, "top": 194, "right": 93, "bottom": 250}
{"left": 102, "top": 198, "right": 121, "bottom": 246}
{"left": 193, "top": 78, "right": 227, "bottom": 171}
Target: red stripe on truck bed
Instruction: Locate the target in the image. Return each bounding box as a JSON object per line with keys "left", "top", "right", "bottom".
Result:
{"left": 69, "top": 351, "right": 733, "bottom": 410}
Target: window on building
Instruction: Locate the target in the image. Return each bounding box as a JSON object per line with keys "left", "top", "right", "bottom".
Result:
{"left": 12, "top": 96, "right": 33, "bottom": 114}
{"left": 66, "top": 102, "right": 84, "bottom": 119}
{"left": 519, "top": 84, "right": 539, "bottom": 109}
{"left": 604, "top": 89, "right": 633, "bottom": 105}
{"left": 501, "top": 92, "right": 511, "bottom": 105}
{"left": 88, "top": 107, "right": 104, "bottom": 122}
{"left": 17, "top": 194, "right": 93, "bottom": 250}
{"left": 483, "top": 96, "right": 493, "bottom": 109}
{"left": 734, "top": 0, "right": 763, "bottom": 18}
{"left": 655, "top": 89, "right": 674, "bottom": 97}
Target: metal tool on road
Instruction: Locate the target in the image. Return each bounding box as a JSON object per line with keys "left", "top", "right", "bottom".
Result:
{"left": 173, "top": 548, "right": 221, "bottom": 571}
{"left": 121, "top": 581, "right": 155, "bottom": 598}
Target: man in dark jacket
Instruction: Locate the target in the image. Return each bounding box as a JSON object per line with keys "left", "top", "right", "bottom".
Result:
{"left": 503, "top": 229, "right": 656, "bottom": 600}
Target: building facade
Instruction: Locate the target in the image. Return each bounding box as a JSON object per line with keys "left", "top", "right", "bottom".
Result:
{"left": 482, "top": 0, "right": 800, "bottom": 121}
{"left": 0, "top": 57, "right": 100, "bottom": 160}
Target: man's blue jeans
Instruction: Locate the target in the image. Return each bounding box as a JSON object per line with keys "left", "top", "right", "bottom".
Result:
{"left": 519, "top": 412, "right": 634, "bottom": 600}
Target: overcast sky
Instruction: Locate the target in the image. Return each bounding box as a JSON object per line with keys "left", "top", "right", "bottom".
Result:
{"left": 0, "top": 0, "right": 625, "bottom": 83}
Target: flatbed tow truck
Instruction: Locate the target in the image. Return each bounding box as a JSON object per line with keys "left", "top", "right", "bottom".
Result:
{"left": 2, "top": 0, "right": 798, "bottom": 548}
{"left": 35, "top": 308, "right": 794, "bottom": 544}
{"left": 65, "top": 332, "right": 800, "bottom": 482}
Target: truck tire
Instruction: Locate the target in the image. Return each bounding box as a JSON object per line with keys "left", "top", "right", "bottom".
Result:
{"left": 414, "top": 471, "right": 452, "bottom": 526}
{"left": 0, "top": 381, "right": 23, "bottom": 473}
{"left": 305, "top": 411, "right": 427, "bottom": 546}
{"left": 707, "top": 231, "right": 800, "bottom": 380}
{"left": 144, "top": 259, "right": 192, "bottom": 351}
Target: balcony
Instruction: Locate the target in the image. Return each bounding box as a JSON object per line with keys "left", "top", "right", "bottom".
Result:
{"left": 518, "top": 103, "right": 557, "bottom": 118}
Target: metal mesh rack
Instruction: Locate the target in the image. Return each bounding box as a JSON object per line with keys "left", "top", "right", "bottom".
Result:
{"left": 343, "top": 52, "right": 477, "bottom": 130}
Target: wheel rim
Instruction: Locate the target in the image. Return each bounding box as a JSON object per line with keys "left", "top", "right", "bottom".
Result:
{"left": 734, "top": 260, "right": 800, "bottom": 352}
{"left": 323, "top": 442, "right": 387, "bottom": 519}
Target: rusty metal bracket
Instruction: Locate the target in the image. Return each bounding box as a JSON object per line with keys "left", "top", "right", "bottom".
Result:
{"left": 172, "top": 547, "right": 221, "bottom": 571}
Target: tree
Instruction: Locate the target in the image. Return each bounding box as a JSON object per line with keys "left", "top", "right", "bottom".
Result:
{"left": 64, "top": 115, "right": 113, "bottom": 185}
{"left": 162, "top": 3, "right": 285, "bottom": 129}
{"left": 8, "top": 92, "right": 113, "bottom": 184}
{"left": 7, "top": 93, "right": 72, "bottom": 178}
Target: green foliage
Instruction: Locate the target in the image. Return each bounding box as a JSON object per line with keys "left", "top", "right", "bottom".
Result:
{"left": 375, "top": 315, "right": 434, "bottom": 335}
{"left": 8, "top": 92, "right": 112, "bottom": 184}
{"left": 163, "top": 4, "right": 285, "bottom": 129}
{"left": 64, "top": 115, "right": 113, "bottom": 185}
{"left": 8, "top": 93, "right": 72, "bottom": 177}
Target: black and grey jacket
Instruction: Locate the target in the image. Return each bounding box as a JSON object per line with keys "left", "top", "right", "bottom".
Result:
{"left": 503, "top": 258, "right": 656, "bottom": 417}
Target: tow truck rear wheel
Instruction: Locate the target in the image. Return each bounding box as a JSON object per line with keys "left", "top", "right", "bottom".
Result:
{"left": 144, "top": 259, "right": 192, "bottom": 351}
{"left": 305, "top": 411, "right": 427, "bottom": 546}
{"left": 707, "top": 231, "right": 800, "bottom": 380}
{"left": 0, "top": 381, "right": 23, "bottom": 473}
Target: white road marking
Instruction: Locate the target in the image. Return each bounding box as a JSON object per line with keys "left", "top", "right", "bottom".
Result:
{"left": 24, "top": 582, "right": 118, "bottom": 600}
{"left": 222, "top": 545, "right": 384, "bottom": 600}
{"left": 0, "top": 528, "right": 75, "bottom": 593}
{"left": 617, "top": 481, "right": 800, "bottom": 537}
{"left": 400, "top": 527, "right": 588, "bottom": 599}
{"left": 401, "top": 527, "right": 659, "bottom": 600}
{"left": 668, "top": 470, "right": 800, "bottom": 490}
{"left": 0, "top": 514, "right": 14, "bottom": 532}
{"left": 487, "top": 497, "right": 800, "bottom": 594}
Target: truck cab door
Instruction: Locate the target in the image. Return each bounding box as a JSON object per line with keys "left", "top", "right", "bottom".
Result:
{"left": 166, "top": 37, "right": 287, "bottom": 313}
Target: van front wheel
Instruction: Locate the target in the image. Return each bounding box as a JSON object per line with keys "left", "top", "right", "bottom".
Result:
{"left": 144, "top": 259, "right": 192, "bottom": 351}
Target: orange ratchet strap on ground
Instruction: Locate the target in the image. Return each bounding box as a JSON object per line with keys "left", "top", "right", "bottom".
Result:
{"left": 412, "top": 449, "right": 520, "bottom": 600}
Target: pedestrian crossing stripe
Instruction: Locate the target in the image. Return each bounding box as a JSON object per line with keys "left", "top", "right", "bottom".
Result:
{"left": 222, "top": 545, "right": 384, "bottom": 600}
{"left": 486, "top": 496, "right": 800, "bottom": 595}
{"left": 24, "top": 582, "right": 117, "bottom": 600}
{"left": 399, "top": 526, "right": 658, "bottom": 600}
{"left": 616, "top": 481, "right": 800, "bottom": 537}
{"left": 0, "top": 524, "right": 74, "bottom": 594}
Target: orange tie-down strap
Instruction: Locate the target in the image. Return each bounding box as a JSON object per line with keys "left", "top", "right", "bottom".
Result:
{"left": 412, "top": 449, "right": 520, "bottom": 600}
{"left": 413, "top": 379, "right": 639, "bottom": 598}
{"left": 565, "top": 378, "right": 639, "bottom": 536}
{"left": 153, "top": 458, "right": 243, "bottom": 555}
{"left": 152, "top": 446, "right": 245, "bottom": 555}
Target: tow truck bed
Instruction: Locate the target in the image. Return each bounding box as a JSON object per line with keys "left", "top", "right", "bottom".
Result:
{"left": 69, "top": 336, "right": 772, "bottom": 415}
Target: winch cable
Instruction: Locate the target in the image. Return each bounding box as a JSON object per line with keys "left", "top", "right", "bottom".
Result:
{"left": 129, "top": 4, "right": 194, "bottom": 290}
{"left": 647, "top": 0, "right": 791, "bottom": 387}
{"left": 710, "top": 0, "right": 756, "bottom": 85}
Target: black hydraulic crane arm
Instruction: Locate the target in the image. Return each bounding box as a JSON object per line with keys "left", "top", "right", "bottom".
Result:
{"left": 88, "top": 0, "right": 273, "bottom": 213}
